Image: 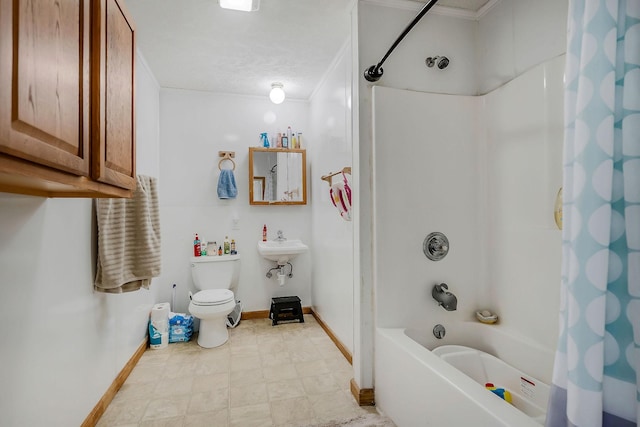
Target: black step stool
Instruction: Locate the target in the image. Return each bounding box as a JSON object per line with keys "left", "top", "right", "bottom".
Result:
{"left": 270, "top": 296, "right": 304, "bottom": 326}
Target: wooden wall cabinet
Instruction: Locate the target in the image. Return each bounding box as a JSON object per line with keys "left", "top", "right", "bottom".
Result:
{"left": 0, "top": 0, "right": 136, "bottom": 198}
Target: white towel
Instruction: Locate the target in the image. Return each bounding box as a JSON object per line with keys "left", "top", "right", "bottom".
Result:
{"left": 94, "top": 175, "right": 161, "bottom": 293}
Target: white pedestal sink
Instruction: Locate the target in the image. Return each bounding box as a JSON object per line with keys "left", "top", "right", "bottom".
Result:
{"left": 257, "top": 239, "right": 308, "bottom": 266}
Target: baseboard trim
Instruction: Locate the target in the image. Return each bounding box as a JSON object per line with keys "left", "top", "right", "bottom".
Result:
{"left": 81, "top": 337, "right": 148, "bottom": 427}
{"left": 310, "top": 310, "right": 353, "bottom": 365}
{"left": 240, "top": 309, "right": 270, "bottom": 320}
{"left": 350, "top": 378, "right": 375, "bottom": 406}
{"left": 241, "top": 306, "right": 312, "bottom": 320}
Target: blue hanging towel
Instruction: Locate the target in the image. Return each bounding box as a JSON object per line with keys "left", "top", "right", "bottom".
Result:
{"left": 217, "top": 169, "right": 237, "bottom": 199}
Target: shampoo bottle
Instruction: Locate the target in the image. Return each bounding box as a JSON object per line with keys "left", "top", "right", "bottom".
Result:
{"left": 231, "top": 239, "right": 237, "bottom": 255}
{"left": 224, "top": 236, "right": 230, "bottom": 255}
{"left": 194, "top": 234, "right": 201, "bottom": 257}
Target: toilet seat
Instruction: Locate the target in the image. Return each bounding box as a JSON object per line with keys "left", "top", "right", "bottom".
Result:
{"left": 191, "top": 289, "right": 234, "bottom": 306}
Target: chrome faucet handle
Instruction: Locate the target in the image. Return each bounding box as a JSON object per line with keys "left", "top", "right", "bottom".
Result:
{"left": 434, "top": 283, "right": 448, "bottom": 292}
{"left": 423, "top": 232, "right": 449, "bottom": 261}
{"left": 276, "top": 230, "right": 286, "bottom": 241}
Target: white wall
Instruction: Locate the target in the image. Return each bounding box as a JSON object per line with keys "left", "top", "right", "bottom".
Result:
{"left": 158, "top": 90, "right": 312, "bottom": 315}
{"left": 358, "top": 2, "right": 478, "bottom": 96}
{"left": 0, "top": 51, "right": 161, "bottom": 426}
{"left": 309, "top": 41, "right": 354, "bottom": 353}
{"left": 477, "top": 0, "right": 568, "bottom": 93}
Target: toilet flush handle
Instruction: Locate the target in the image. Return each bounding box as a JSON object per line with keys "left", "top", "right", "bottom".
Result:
{"left": 188, "top": 291, "right": 193, "bottom": 300}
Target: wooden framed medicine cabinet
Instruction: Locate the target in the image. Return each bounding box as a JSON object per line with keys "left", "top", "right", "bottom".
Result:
{"left": 249, "top": 147, "right": 307, "bottom": 205}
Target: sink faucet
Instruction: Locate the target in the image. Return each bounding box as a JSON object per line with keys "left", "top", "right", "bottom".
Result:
{"left": 275, "top": 230, "right": 286, "bottom": 241}
{"left": 432, "top": 283, "right": 457, "bottom": 311}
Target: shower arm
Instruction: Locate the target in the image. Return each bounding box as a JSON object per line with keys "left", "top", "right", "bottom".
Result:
{"left": 364, "top": 0, "right": 440, "bottom": 82}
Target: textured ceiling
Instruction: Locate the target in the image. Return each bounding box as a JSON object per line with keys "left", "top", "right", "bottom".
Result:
{"left": 125, "top": 0, "right": 492, "bottom": 100}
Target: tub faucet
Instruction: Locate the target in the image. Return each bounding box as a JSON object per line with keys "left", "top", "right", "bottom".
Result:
{"left": 432, "top": 283, "right": 457, "bottom": 311}
{"left": 275, "top": 230, "right": 286, "bottom": 241}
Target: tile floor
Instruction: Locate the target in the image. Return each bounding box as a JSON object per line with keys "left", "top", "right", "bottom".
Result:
{"left": 97, "top": 314, "right": 378, "bottom": 427}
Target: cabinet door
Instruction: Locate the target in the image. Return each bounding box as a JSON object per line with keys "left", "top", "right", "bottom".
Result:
{"left": 0, "top": 0, "right": 91, "bottom": 176}
{"left": 92, "top": 0, "right": 135, "bottom": 190}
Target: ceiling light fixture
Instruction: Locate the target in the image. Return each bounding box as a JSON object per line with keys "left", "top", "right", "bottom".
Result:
{"left": 218, "top": 0, "right": 260, "bottom": 12}
{"left": 269, "top": 82, "right": 285, "bottom": 104}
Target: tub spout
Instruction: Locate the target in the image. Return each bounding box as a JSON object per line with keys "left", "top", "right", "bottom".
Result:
{"left": 432, "top": 283, "right": 457, "bottom": 311}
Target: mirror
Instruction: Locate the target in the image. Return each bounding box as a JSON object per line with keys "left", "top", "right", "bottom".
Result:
{"left": 249, "top": 148, "right": 307, "bottom": 205}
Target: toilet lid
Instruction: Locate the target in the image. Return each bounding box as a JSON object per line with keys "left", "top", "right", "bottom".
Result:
{"left": 191, "top": 289, "right": 234, "bottom": 306}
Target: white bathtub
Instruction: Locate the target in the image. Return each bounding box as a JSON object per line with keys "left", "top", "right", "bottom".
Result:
{"left": 375, "top": 322, "right": 555, "bottom": 427}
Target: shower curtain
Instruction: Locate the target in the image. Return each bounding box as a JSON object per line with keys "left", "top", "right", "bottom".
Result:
{"left": 546, "top": 1, "right": 640, "bottom": 426}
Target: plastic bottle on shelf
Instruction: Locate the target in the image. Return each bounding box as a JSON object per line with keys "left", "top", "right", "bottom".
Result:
{"left": 200, "top": 240, "right": 207, "bottom": 256}
{"left": 218, "top": 245, "right": 222, "bottom": 256}
{"left": 194, "top": 234, "right": 201, "bottom": 257}
{"left": 291, "top": 134, "right": 297, "bottom": 149}
{"left": 224, "top": 236, "right": 230, "bottom": 255}
{"left": 230, "top": 239, "right": 237, "bottom": 255}
{"left": 297, "top": 132, "right": 302, "bottom": 148}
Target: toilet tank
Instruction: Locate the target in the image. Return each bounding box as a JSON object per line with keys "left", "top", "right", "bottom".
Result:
{"left": 190, "top": 255, "right": 241, "bottom": 291}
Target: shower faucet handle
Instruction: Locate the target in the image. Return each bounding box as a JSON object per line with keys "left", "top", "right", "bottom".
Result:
{"left": 423, "top": 232, "right": 449, "bottom": 261}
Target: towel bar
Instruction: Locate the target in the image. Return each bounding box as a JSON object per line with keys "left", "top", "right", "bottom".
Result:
{"left": 321, "top": 166, "right": 351, "bottom": 186}
{"left": 218, "top": 151, "right": 236, "bottom": 171}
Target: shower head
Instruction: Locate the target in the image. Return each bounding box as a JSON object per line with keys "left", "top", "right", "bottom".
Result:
{"left": 425, "top": 56, "right": 450, "bottom": 69}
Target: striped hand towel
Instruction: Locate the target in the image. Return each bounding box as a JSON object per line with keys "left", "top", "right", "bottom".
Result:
{"left": 94, "top": 175, "right": 161, "bottom": 293}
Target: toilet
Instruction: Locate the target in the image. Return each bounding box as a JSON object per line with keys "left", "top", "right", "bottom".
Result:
{"left": 189, "top": 254, "right": 240, "bottom": 348}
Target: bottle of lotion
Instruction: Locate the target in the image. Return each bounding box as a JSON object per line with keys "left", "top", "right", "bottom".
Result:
{"left": 224, "top": 236, "right": 230, "bottom": 255}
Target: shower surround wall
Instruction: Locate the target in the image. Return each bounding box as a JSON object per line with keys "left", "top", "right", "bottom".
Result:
{"left": 356, "top": 0, "right": 568, "bottom": 395}
{"left": 373, "top": 54, "right": 564, "bottom": 358}
{"left": 373, "top": 87, "right": 483, "bottom": 328}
